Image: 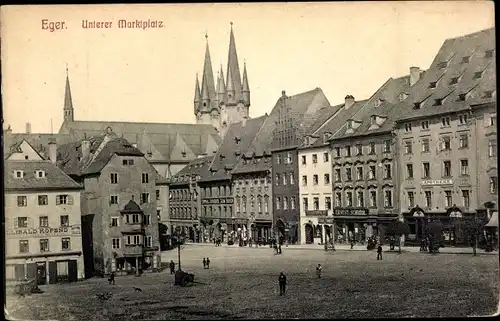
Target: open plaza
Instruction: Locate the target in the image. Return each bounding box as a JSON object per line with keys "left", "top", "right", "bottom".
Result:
{"left": 6, "top": 245, "right": 499, "bottom": 320}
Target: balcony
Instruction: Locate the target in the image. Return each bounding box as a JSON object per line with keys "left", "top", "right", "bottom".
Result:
{"left": 123, "top": 244, "right": 143, "bottom": 257}
{"left": 121, "top": 223, "right": 145, "bottom": 234}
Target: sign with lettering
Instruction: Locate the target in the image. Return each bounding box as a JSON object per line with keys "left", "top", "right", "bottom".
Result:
{"left": 202, "top": 198, "right": 234, "bottom": 205}
{"left": 421, "top": 179, "right": 453, "bottom": 186}
{"left": 305, "top": 210, "right": 328, "bottom": 217}
{"left": 6, "top": 226, "right": 77, "bottom": 237}
{"left": 318, "top": 217, "right": 335, "bottom": 224}
{"left": 333, "top": 208, "right": 368, "bottom": 216}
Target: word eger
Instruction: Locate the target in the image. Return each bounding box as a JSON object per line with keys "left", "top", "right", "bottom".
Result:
{"left": 41, "top": 19, "right": 67, "bottom": 32}
{"left": 118, "top": 19, "right": 164, "bottom": 30}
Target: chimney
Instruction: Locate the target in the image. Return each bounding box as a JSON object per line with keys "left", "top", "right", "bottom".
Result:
{"left": 81, "top": 138, "right": 91, "bottom": 160}
{"left": 48, "top": 140, "right": 57, "bottom": 164}
{"left": 242, "top": 116, "right": 248, "bottom": 127}
{"left": 344, "top": 95, "right": 355, "bottom": 109}
{"left": 410, "top": 66, "right": 421, "bottom": 86}
{"left": 26, "top": 122, "right": 31, "bottom": 134}
{"left": 281, "top": 90, "right": 286, "bottom": 97}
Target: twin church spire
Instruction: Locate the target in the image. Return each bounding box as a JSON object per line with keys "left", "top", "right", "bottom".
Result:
{"left": 194, "top": 23, "right": 250, "bottom": 127}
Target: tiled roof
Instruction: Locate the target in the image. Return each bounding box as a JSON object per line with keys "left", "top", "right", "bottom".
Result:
{"left": 3, "top": 132, "right": 73, "bottom": 160}
{"left": 170, "top": 155, "right": 214, "bottom": 186}
{"left": 199, "top": 115, "right": 267, "bottom": 182}
{"left": 5, "top": 160, "right": 83, "bottom": 191}
{"left": 58, "top": 120, "right": 221, "bottom": 162}
{"left": 395, "top": 27, "right": 496, "bottom": 122}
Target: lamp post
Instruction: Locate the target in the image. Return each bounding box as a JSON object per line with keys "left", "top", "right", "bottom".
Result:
{"left": 413, "top": 209, "right": 425, "bottom": 242}
{"left": 173, "top": 226, "right": 184, "bottom": 271}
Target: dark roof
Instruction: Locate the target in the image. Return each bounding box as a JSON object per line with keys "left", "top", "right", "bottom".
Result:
{"left": 58, "top": 120, "right": 222, "bottom": 163}
{"left": 121, "top": 200, "right": 142, "bottom": 213}
{"left": 199, "top": 115, "right": 267, "bottom": 182}
{"left": 170, "top": 155, "right": 214, "bottom": 186}
{"left": 395, "top": 27, "right": 495, "bottom": 122}
{"left": 3, "top": 132, "right": 73, "bottom": 160}
{"left": 5, "top": 160, "right": 83, "bottom": 191}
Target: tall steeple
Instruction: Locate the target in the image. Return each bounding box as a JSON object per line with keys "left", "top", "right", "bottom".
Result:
{"left": 242, "top": 60, "right": 250, "bottom": 107}
{"left": 217, "top": 65, "right": 226, "bottom": 104}
{"left": 226, "top": 22, "right": 243, "bottom": 105}
{"left": 194, "top": 73, "right": 201, "bottom": 115}
{"left": 200, "top": 33, "right": 217, "bottom": 112}
{"left": 63, "top": 64, "right": 74, "bottom": 122}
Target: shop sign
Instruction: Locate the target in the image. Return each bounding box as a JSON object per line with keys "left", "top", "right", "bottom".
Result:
{"left": 333, "top": 208, "right": 368, "bottom": 216}
{"left": 318, "top": 217, "right": 335, "bottom": 224}
{"left": 305, "top": 210, "right": 328, "bottom": 217}
{"left": 421, "top": 179, "right": 453, "bottom": 186}
{"left": 202, "top": 198, "right": 234, "bottom": 205}
{"left": 6, "top": 225, "right": 79, "bottom": 237}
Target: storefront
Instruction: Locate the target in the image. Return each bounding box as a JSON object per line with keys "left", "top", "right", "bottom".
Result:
{"left": 275, "top": 218, "right": 299, "bottom": 244}
{"left": 331, "top": 208, "right": 377, "bottom": 244}
{"left": 249, "top": 220, "right": 273, "bottom": 242}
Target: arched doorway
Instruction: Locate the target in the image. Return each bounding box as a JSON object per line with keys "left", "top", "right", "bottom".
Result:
{"left": 447, "top": 205, "right": 463, "bottom": 246}
{"left": 304, "top": 224, "right": 314, "bottom": 244}
{"left": 324, "top": 225, "right": 331, "bottom": 243}
{"left": 275, "top": 219, "right": 285, "bottom": 239}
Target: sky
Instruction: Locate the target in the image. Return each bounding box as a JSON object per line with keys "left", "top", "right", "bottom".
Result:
{"left": 1, "top": 2, "right": 495, "bottom": 134}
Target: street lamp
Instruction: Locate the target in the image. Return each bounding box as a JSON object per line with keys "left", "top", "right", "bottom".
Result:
{"left": 413, "top": 208, "right": 425, "bottom": 241}
{"left": 173, "top": 226, "right": 184, "bottom": 271}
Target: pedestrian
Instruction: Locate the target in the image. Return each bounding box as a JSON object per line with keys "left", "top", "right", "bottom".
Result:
{"left": 377, "top": 244, "right": 383, "bottom": 260}
{"left": 206, "top": 257, "right": 210, "bottom": 269}
{"left": 203, "top": 257, "right": 207, "bottom": 269}
{"left": 350, "top": 240, "right": 354, "bottom": 249}
{"left": 278, "top": 272, "right": 287, "bottom": 296}
{"left": 108, "top": 272, "right": 115, "bottom": 285}
{"left": 316, "top": 264, "right": 322, "bottom": 279}
{"left": 278, "top": 243, "right": 282, "bottom": 254}
{"left": 169, "top": 260, "right": 175, "bottom": 274}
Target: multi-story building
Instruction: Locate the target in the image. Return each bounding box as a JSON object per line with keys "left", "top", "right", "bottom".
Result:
{"left": 394, "top": 28, "right": 496, "bottom": 246}
{"left": 197, "top": 116, "right": 266, "bottom": 243}
{"left": 57, "top": 133, "right": 167, "bottom": 277}
{"left": 271, "top": 88, "right": 332, "bottom": 244}
{"left": 4, "top": 140, "right": 85, "bottom": 284}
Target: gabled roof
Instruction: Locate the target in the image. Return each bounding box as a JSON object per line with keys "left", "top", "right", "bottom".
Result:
{"left": 3, "top": 132, "right": 73, "bottom": 160}
{"left": 5, "top": 160, "right": 83, "bottom": 191}
{"left": 170, "top": 155, "right": 214, "bottom": 186}
{"left": 199, "top": 115, "right": 267, "bottom": 182}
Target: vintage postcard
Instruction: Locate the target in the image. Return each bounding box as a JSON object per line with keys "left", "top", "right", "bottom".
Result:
{"left": 1, "top": 2, "right": 498, "bottom": 320}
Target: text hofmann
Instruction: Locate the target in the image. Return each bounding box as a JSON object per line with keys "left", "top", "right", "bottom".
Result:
{"left": 118, "top": 19, "right": 163, "bottom": 29}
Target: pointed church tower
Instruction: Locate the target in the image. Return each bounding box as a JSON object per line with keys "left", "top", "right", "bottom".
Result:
{"left": 242, "top": 61, "right": 250, "bottom": 107}
{"left": 194, "top": 73, "right": 201, "bottom": 116}
{"left": 200, "top": 33, "right": 217, "bottom": 113}
{"left": 63, "top": 66, "right": 74, "bottom": 122}
{"left": 225, "top": 22, "right": 243, "bottom": 106}
{"left": 217, "top": 65, "right": 226, "bottom": 105}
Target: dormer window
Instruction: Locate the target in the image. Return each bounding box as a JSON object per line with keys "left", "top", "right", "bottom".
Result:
{"left": 429, "top": 82, "right": 437, "bottom": 89}
{"left": 458, "top": 93, "right": 467, "bottom": 102}
{"left": 219, "top": 154, "right": 225, "bottom": 160}
{"left": 485, "top": 50, "right": 494, "bottom": 58}
{"left": 36, "top": 170, "right": 46, "bottom": 178}
{"left": 370, "top": 115, "right": 377, "bottom": 125}
{"left": 399, "top": 93, "right": 408, "bottom": 102}
{"left": 413, "top": 102, "right": 421, "bottom": 110}
{"left": 461, "top": 56, "right": 470, "bottom": 63}
{"left": 181, "top": 151, "right": 187, "bottom": 157}
{"left": 347, "top": 121, "right": 352, "bottom": 129}
{"left": 437, "top": 61, "right": 448, "bottom": 69}
{"left": 14, "top": 170, "right": 24, "bottom": 178}
{"left": 450, "top": 77, "right": 459, "bottom": 85}
{"left": 434, "top": 98, "right": 443, "bottom": 106}
{"left": 473, "top": 71, "right": 483, "bottom": 80}
{"left": 374, "top": 98, "right": 384, "bottom": 107}
{"left": 323, "top": 132, "right": 330, "bottom": 142}
{"left": 484, "top": 91, "right": 494, "bottom": 99}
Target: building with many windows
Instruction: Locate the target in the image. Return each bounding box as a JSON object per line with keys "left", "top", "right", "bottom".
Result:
{"left": 394, "top": 28, "right": 496, "bottom": 246}
{"left": 4, "top": 140, "right": 85, "bottom": 284}
{"left": 57, "top": 133, "right": 167, "bottom": 277}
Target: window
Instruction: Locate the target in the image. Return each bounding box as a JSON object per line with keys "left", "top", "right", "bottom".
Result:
{"left": 242, "top": 196, "right": 247, "bottom": 212}
{"left": 40, "top": 239, "right": 49, "bottom": 252}
{"left": 423, "top": 162, "right": 430, "bottom": 178}
{"left": 442, "top": 136, "right": 451, "bottom": 150}
{"left": 14, "top": 170, "right": 24, "bottom": 178}
{"left": 490, "top": 116, "right": 496, "bottom": 126}
{"left": 437, "top": 61, "right": 448, "bottom": 69}
{"left": 19, "top": 240, "right": 29, "bottom": 253}
{"left": 39, "top": 216, "right": 48, "bottom": 227}
{"left": 110, "top": 173, "right": 118, "bottom": 184}
{"left": 458, "top": 93, "right": 467, "bottom": 101}
{"left": 488, "top": 140, "right": 497, "bottom": 157}
{"left": 156, "top": 189, "right": 160, "bottom": 201}
{"left": 384, "top": 190, "right": 392, "bottom": 208}
{"left": 60, "top": 215, "right": 69, "bottom": 227}
{"left": 324, "top": 174, "right": 330, "bottom": 185}
{"left": 460, "top": 159, "right": 469, "bottom": 175}
{"left": 450, "top": 77, "right": 459, "bottom": 85}
{"left": 323, "top": 152, "right": 329, "bottom": 163}
{"left": 17, "top": 217, "right": 28, "bottom": 228}
{"left": 302, "top": 175, "right": 308, "bottom": 186}
{"left": 275, "top": 174, "right": 280, "bottom": 186}
{"left": 301, "top": 155, "right": 306, "bottom": 165}
{"left": 312, "top": 154, "right": 318, "bottom": 164}
{"left": 258, "top": 196, "right": 262, "bottom": 213}
{"left": 357, "top": 191, "right": 364, "bottom": 207}
{"left": 289, "top": 172, "right": 294, "bottom": 185}
{"left": 141, "top": 173, "right": 149, "bottom": 184}
{"left": 290, "top": 196, "right": 296, "bottom": 210}
{"left": 473, "top": 71, "right": 483, "bottom": 80}
{"left": 485, "top": 91, "right": 494, "bottom": 99}
{"left": 112, "top": 238, "right": 120, "bottom": 249}
{"left": 404, "top": 123, "right": 412, "bottom": 132}
{"left": 346, "top": 192, "right": 353, "bottom": 207}
{"left": 345, "top": 146, "right": 351, "bottom": 157}
{"left": 444, "top": 190, "right": 453, "bottom": 207}
{"left": 356, "top": 144, "right": 363, "bottom": 156}
{"left": 408, "top": 191, "right": 415, "bottom": 207}
{"left": 303, "top": 198, "right": 308, "bottom": 211}
{"left": 325, "top": 197, "right": 332, "bottom": 210}
{"left": 334, "top": 147, "right": 341, "bottom": 158}
{"left": 429, "top": 82, "right": 437, "bottom": 89}
{"left": 369, "top": 166, "right": 376, "bottom": 180}
{"left": 264, "top": 195, "right": 269, "bottom": 212}
{"left": 282, "top": 174, "right": 287, "bottom": 185}
{"left": 421, "top": 120, "right": 429, "bottom": 130}
{"left": 406, "top": 164, "right": 414, "bottom": 179}
{"left": 144, "top": 236, "right": 153, "bottom": 248}
{"left": 144, "top": 214, "right": 151, "bottom": 225}
{"left": 38, "top": 195, "right": 48, "bottom": 206}
{"left": 345, "top": 168, "right": 352, "bottom": 181}
{"left": 313, "top": 197, "right": 319, "bottom": 210}
{"left": 434, "top": 98, "right": 443, "bottom": 106}
{"left": 490, "top": 177, "right": 498, "bottom": 194}
{"left": 276, "top": 197, "right": 281, "bottom": 210}
{"left": 126, "top": 235, "right": 142, "bottom": 245}
{"left": 441, "top": 117, "right": 451, "bottom": 127}
{"left": 122, "top": 159, "right": 134, "bottom": 166}
{"left": 356, "top": 167, "right": 363, "bottom": 180}
{"left": 369, "top": 142, "right": 375, "bottom": 154}
{"left": 457, "top": 115, "right": 468, "bottom": 126}
{"left": 110, "top": 195, "right": 118, "bottom": 205}
{"left": 276, "top": 154, "right": 281, "bottom": 165}
{"left": 422, "top": 139, "right": 430, "bottom": 152}
{"left": 335, "top": 192, "right": 342, "bottom": 207}
{"left": 383, "top": 140, "right": 391, "bottom": 153}
{"left": 369, "top": 191, "right": 377, "bottom": 207}
{"left": 140, "top": 193, "right": 150, "bottom": 204}
{"left": 130, "top": 214, "right": 140, "bottom": 224}
{"left": 458, "top": 134, "right": 469, "bottom": 148}
{"left": 404, "top": 141, "right": 413, "bottom": 154}
{"left": 17, "top": 196, "right": 27, "bottom": 207}
{"left": 462, "top": 190, "right": 470, "bottom": 208}
{"left": 334, "top": 169, "right": 341, "bottom": 182}
{"left": 384, "top": 164, "right": 392, "bottom": 179}
{"left": 485, "top": 49, "right": 494, "bottom": 58}
{"left": 424, "top": 191, "right": 432, "bottom": 208}
{"left": 443, "top": 161, "right": 452, "bottom": 177}
{"left": 56, "top": 194, "right": 73, "bottom": 205}
{"left": 111, "top": 217, "right": 119, "bottom": 227}
{"left": 35, "top": 170, "right": 45, "bottom": 178}
{"left": 62, "top": 237, "right": 71, "bottom": 250}
{"left": 461, "top": 56, "right": 470, "bottom": 63}
{"left": 313, "top": 174, "right": 319, "bottom": 185}
{"left": 285, "top": 152, "right": 292, "bottom": 165}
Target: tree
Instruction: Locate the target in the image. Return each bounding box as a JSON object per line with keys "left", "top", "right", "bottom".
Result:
{"left": 426, "top": 220, "right": 443, "bottom": 253}
{"left": 386, "top": 221, "right": 410, "bottom": 253}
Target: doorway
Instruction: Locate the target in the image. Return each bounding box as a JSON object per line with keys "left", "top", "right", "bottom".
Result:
{"left": 36, "top": 262, "right": 47, "bottom": 285}
{"left": 305, "top": 224, "right": 314, "bottom": 244}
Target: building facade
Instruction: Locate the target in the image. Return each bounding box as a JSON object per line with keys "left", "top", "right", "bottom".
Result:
{"left": 5, "top": 154, "right": 85, "bottom": 284}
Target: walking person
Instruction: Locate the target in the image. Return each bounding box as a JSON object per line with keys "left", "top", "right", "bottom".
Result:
{"left": 278, "top": 243, "right": 282, "bottom": 254}
{"left": 278, "top": 272, "right": 287, "bottom": 296}
{"left": 316, "top": 264, "right": 322, "bottom": 279}
{"left": 108, "top": 272, "right": 115, "bottom": 285}
{"left": 377, "top": 244, "right": 383, "bottom": 260}
{"left": 206, "top": 257, "right": 210, "bottom": 269}
{"left": 169, "top": 260, "right": 176, "bottom": 274}
{"left": 203, "top": 258, "right": 207, "bottom": 269}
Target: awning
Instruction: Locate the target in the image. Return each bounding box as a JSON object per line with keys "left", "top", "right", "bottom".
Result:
{"left": 485, "top": 211, "right": 498, "bottom": 228}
